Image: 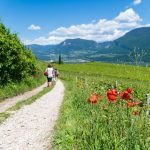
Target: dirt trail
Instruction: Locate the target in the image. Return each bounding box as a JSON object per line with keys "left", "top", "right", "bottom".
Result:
{"left": 0, "top": 80, "right": 64, "bottom": 150}
{"left": 0, "top": 82, "right": 47, "bottom": 113}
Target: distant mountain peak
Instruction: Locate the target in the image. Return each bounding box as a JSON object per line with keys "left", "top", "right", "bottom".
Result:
{"left": 27, "top": 27, "right": 150, "bottom": 62}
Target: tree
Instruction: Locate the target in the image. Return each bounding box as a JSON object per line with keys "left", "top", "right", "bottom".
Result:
{"left": 0, "top": 22, "right": 38, "bottom": 85}
{"left": 58, "top": 54, "right": 63, "bottom": 64}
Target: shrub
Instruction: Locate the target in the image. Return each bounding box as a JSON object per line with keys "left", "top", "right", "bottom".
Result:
{"left": 0, "top": 22, "right": 38, "bottom": 85}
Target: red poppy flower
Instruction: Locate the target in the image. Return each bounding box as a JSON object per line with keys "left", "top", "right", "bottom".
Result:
{"left": 120, "top": 91, "right": 131, "bottom": 100}
{"left": 127, "top": 102, "right": 143, "bottom": 107}
{"left": 126, "top": 88, "right": 133, "bottom": 93}
{"left": 133, "top": 111, "right": 138, "bottom": 115}
{"left": 127, "top": 102, "right": 135, "bottom": 107}
{"left": 107, "top": 89, "right": 117, "bottom": 102}
{"left": 88, "top": 93, "right": 97, "bottom": 104}
{"left": 108, "top": 95, "right": 116, "bottom": 101}
{"left": 107, "top": 89, "right": 117, "bottom": 96}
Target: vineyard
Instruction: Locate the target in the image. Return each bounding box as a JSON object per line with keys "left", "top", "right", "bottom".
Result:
{"left": 53, "top": 63, "right": 150, "bottom": 150}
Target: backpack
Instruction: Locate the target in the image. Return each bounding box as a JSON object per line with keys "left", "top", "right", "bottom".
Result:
{"left": 44, "top": 71, "right": 48, "bottom": 76}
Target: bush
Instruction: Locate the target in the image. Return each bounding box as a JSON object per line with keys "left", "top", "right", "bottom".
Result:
{"left": 0, "top": 22, "right": 38, "bottom": 85}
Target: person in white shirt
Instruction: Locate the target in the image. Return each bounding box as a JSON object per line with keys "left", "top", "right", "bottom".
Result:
{"left": 45, "top": 63, "right": 54, "bottom": 87}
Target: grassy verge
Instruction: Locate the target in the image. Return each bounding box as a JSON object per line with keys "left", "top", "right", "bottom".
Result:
{"left": 8, "top": 85, "right": 54, "bottom": 111}
{"left": 52, "top": 63, "right": 150, "bottom": 149}
{"left": 0, "top": 112, "right": 10, "bottom": 124}
{"left": 0, "top": 61, "right": 47, "bottom": 101}
{"left": 52, "top": 76, "right": 77, "bottom": 150}
{"left": 0, "top": 82, "right": 55, "bottom": 124}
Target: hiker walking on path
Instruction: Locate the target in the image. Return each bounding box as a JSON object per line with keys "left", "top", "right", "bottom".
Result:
{"left": 45, "top": 63, "right": 54, "bottom": 87}
{"left": 54, "top": 69, "right": 60, "bottom": 80}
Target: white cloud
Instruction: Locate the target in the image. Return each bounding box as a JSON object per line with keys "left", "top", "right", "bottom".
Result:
{"left": 115, "top": 8, "right": 142, "bottom": 22}
{"left": 24, "top": 36, "right": 64, "bottom": 45}
{"left": 24, "top": 8, "right": 149, "bottom": 45}
{"left": 133, "top": 0, "right": 142, "bottom": 5}
{"left": 28, "top": 24, "right": 41, "bottom": 30}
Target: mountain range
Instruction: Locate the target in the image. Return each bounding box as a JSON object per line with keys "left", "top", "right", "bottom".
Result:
{"left": 26, "top": 27, "right": 150, "bottom": 63}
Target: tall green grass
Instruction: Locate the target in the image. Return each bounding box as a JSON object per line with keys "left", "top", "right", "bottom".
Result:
{"left": 54, "top": 62, "right": 150, "bottom": 82}
{"left": 0, "top": 112, "right": 10, "bottom": 124}
{"left": 53, "top": 62, "right": 150, "bottom": 150}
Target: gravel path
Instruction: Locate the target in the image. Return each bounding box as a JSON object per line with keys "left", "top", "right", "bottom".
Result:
{"left": 0, "top": 82, "right": 47, "bottom": 113}
{"left": 0, "top": 80, "right": 64, "bottom": 150}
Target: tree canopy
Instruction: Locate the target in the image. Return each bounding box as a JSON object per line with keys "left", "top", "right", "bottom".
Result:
{"left": 0, "top": 22, "right": 38, "bottom": 85}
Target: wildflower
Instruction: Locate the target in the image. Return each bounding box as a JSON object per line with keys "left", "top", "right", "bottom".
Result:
{"left": 120, "top": 91, "right": 131, "bottom": 100}
{"left": 88, "top": 93, "right": 97, "bottom": 104}
{"left": 126, "top": 88, "right": 133, "bottom": 93}
{"left": 127, "top": 102, "right": 135, "bottom": 107}
{"left": 107, "top": 89, "right": 117, "bottom": 102}
{"left": 127, "top": 101, "right": 144, "bottom": 107}
{"left": 133, "top": 111, "right": 138, "bottom": 115}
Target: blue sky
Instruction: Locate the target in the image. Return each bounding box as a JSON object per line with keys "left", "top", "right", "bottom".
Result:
{"left": 0, "top": 0, "right": 150, "bottom": 45}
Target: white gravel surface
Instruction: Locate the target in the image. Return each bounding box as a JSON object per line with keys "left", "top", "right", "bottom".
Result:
{"left": 0, "top": 80, "right": 64, "bottom": 150}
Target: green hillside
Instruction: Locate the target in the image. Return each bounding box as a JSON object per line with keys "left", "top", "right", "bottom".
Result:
{"left": 28, "top": 27, "right": 150, "bottom": 63}
{"left": 116, "top": 27, "right": 150, "bottom": 51}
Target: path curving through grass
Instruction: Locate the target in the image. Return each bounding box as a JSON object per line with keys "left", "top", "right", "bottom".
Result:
{"left": 0, "top": 80, "right": 64, "bottom": 150}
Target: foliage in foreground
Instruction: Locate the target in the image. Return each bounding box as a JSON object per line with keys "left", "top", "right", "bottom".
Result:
{"left": 0, "top": 22, "right": 38, "bottom": 85}
{"left": 53, "top": 67, "right": 150, "bottom": 150}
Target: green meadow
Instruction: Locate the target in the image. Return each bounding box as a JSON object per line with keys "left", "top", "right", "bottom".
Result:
{"left": 53, "top": 62, "right": 150, "bottom": 150}
{"left": 55, "top": 62, "right": 150, "bottom": 82}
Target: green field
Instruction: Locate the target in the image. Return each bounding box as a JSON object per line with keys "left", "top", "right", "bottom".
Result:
{"left": 53, "top": 62, "right": 150, "bottom": 150}
{"left": 55, "top": 62, "right": 150, "bottom": 82}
